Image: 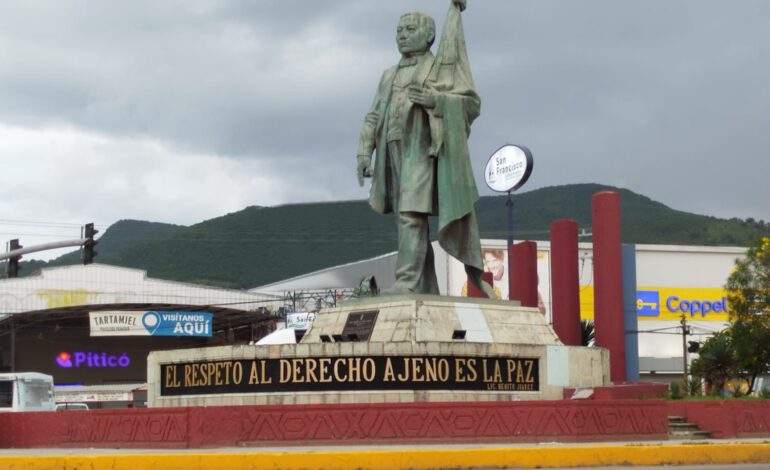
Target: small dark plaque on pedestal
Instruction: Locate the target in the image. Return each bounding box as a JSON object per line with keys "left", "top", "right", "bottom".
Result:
{"left": 341, "top": 310, "right": 379, "bottom": 341}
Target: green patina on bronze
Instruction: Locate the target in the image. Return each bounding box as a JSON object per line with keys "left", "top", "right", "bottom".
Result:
{"left": 356, "top": 0, "right": 492, "bottom": 297}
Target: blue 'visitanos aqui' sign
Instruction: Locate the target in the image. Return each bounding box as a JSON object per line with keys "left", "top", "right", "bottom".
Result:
{"left": 141, "top": 310, "right": 213, "bottom": 337}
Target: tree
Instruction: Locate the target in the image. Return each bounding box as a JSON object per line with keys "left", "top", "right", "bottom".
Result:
{"left": 726, "top": 235, "right": 770, "bottom": 319}
{"left": 689, "top": 332, "right": 738, "bottom": 394}
{"left": 725, "top": 235, "right": 770, "bottom": 392}
{"left": 728, "top": 317, "right": 770, "bottom": 392}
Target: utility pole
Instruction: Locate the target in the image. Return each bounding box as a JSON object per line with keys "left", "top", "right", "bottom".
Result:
{"left": 10, "top": 314, "right": 15, "bottom": 372}
{"left": 680, "top": 313, "right": 689, "bottom": 384}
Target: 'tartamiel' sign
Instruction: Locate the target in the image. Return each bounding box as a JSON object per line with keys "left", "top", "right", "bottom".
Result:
{"left": 160, "top": 355, "right": 539, "bottom": 396}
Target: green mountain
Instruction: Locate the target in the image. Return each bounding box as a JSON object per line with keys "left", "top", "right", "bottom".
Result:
{"left": 56, "top": 220, "right": 183, "bottom": 265}
{"left": 4, "top": 184, "right": 767, "bottom": 289}
{"left": 475, "top": 184, "right": 766, "bottom": 246}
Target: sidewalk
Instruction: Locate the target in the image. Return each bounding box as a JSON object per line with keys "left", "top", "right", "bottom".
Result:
{"left": 1, "top": 438, "right": 769, "bottom": 469}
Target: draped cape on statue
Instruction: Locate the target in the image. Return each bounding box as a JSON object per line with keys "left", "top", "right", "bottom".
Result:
{"left": 429, "top": 3, "right": 486, "bottom": 286}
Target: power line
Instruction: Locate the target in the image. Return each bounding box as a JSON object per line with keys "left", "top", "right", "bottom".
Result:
{"left": 0, "top": 219, "right": 90, "bottom": 227}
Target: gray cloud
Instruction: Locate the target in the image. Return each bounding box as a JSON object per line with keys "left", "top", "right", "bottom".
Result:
{"left": 1, "top": 0, "right": 768, "bottom": 261}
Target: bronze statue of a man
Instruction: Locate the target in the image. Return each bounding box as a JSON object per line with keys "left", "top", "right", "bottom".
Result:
{"left": 356, "top": 0, "right": 492, "bottom": 297}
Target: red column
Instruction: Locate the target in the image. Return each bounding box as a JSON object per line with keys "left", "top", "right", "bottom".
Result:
{"left": 509, "top": 241, "right": 538, "bottom": 308}
{"left": 550, "top": 219, "right": 582, "bottom": 345}
{"left": 592, "top": 191, "right": 626, "bottom": 382}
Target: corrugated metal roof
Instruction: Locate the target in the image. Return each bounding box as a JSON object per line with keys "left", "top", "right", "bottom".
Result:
{"left": 0, "top": 263, "right": 283, "bottom": 316}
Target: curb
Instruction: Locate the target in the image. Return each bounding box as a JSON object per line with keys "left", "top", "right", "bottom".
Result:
{"left": 1, "top": 442, "right": 769, "bottom": 469}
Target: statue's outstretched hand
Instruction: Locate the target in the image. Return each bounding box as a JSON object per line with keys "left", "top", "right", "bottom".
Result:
{"left": 356, "top": 155, "right": 372, "bottom": 187}
{"left": 453, "top": 0, "right": 467, "bottom": 12}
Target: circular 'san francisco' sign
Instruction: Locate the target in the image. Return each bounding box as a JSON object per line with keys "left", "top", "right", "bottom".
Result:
{"left": 484, "top": 144, "right": 533, "bottom": 193}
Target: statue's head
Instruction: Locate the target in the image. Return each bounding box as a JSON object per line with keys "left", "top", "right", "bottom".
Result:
{"left": 396, "top": 12, "right": 435, "bottom": 56}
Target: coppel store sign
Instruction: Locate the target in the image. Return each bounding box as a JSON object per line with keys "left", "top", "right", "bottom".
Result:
{"left": 635, "top": 287, "right": 728, "bottom": 320}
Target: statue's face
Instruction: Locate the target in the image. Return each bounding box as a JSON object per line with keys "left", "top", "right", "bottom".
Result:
{"left": 396, "top": 15, "right": 430, "bottom": 55}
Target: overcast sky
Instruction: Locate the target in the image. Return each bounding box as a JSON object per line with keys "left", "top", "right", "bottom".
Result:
{"left": 2, "top": 0, "right": 769, "bottom": 261}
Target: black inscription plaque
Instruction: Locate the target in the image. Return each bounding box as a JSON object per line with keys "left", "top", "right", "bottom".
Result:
{"left": 341, "top": 309, "right": 379, "bottom": 341}
{"left": 160, "top": 355, "right": 540, "bottom": 396}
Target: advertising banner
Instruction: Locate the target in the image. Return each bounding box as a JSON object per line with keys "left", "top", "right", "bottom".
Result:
{"left": 449, "top": 245, "right": 551, "bottom": 319}
{"left": 89, "top": 310, "right": 213, "bottom": 337}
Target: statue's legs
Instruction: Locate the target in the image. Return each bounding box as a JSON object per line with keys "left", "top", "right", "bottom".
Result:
{"left": 386, "top": 140, "right": 438, "bottom": 294}
{"left": 394, "top": 211, "right": 439, "bottom": 295}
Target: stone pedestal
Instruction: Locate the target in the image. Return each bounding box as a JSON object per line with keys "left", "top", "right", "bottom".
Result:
{"left": 147, "top": 295, "right": 609, "bottom": 407}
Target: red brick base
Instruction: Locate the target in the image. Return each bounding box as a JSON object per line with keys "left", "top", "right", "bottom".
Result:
{"left": 666, "top": 400, "right": 770, "bottom": 438}
{"left": 2, "top": 399, "right": 768, "bottom": 449}
{"left": 0, "top": 400, "right": 669, "bottom": 448}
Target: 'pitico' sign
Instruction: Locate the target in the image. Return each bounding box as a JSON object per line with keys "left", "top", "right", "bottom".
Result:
{"left": 56, "top": 350, "right": 131, "bottom": 368}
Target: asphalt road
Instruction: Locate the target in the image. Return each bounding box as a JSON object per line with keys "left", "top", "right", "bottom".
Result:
{"left": 553, "top": 466, "right": 769, "bottom": 470}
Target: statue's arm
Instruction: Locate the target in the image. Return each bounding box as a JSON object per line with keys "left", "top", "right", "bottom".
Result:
{"left": 357, "top": 94, "right": 379, "bottom": 158}
{"left": 356, "top": 88, "right": 381, "bottom": 186}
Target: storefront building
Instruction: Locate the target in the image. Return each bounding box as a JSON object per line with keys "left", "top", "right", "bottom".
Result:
{"left": 0, "top": 264, "right": 282, "bottom": 406}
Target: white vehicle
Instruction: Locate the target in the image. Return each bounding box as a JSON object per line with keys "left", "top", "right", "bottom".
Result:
{"left": 55, "top": 402, "right": 89, "bottom": 411}
{"left": 255, "top": 327, "right": 305, "bottom": 345}
{"left": 0, "top": 372, "right": 56, "bottom": 412}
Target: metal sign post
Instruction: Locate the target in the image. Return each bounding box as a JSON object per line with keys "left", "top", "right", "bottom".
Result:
{"left": 506, "top": 191, "right": 513, "bottom": 249}
{"left": 484, "top": 143, "right": 534, "bottom": 246}
{"left": 485, "top": 144, "right": 533, "bottom": 300}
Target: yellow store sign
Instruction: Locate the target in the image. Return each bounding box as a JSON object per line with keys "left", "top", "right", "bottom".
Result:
{"left": 578, "top": 286, "right": 729, "bottom": 321}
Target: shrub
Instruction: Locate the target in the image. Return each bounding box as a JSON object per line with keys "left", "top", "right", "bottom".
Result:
{"left": 685, "top": 377, "right": 702, "bottom": 397}
{"left": 665, "top": 382, "right": 684, "bottom": 400}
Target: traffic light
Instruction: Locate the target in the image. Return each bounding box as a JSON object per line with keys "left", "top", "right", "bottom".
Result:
{"left": 83, "top": 223, "right": 99, "bottom": 265}
{"left": 5, "top": 239, "right": 22, "bottom": 278}
{"left": 687, "top": 341, "right": 700, "bottom": 353}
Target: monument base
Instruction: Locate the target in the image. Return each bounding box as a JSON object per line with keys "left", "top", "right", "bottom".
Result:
{"left": 147, "top": 295, "right": 609, "bottom": 407}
